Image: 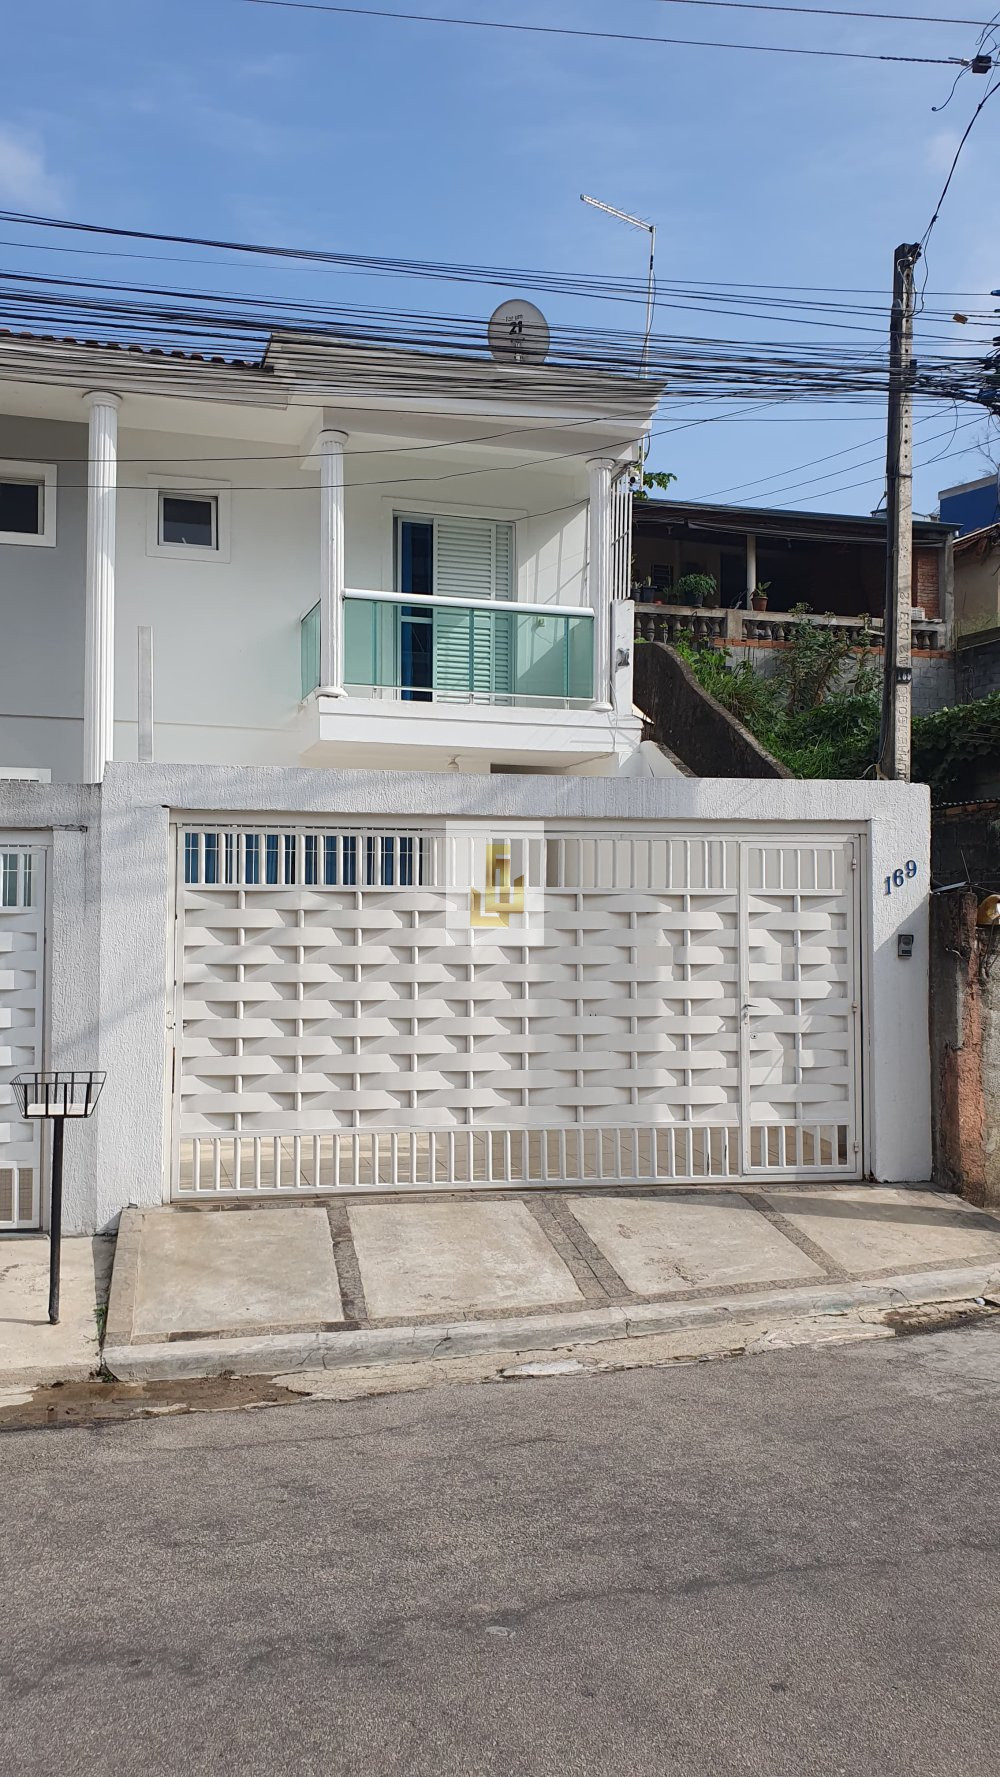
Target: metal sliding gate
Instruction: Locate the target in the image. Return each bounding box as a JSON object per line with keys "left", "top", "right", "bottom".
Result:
{"left": 0, "top": 844, "right": 46, "bottom": 1229}
{"left": 170, "top": 822, "right": 862, "bottom": 1198}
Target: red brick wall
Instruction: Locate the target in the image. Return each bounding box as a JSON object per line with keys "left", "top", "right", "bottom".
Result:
{"left": 912, "top": 547, "right": 941, "bottom": 617}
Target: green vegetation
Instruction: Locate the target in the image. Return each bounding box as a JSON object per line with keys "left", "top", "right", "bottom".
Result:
{"left": 912, "top": 696, "right": 1000, "bottom": 798}
{"left": 672, "top": 572, "right": 718, "bottom": 607}
{"left": 671, "top": 609, "right": 1000, "bottom": 795}
{"left": 634, "top": 469, "right": 677, "bottom": 501}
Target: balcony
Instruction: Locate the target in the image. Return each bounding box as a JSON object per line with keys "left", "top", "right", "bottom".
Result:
{"left": 297, "top": 590, "right": 630, "bottom": 772}
{"left": 302, "top": 590, "right": 595, "bottom": 705}
{"left": 632, "top": 602, "right": 948, "bottom": 653}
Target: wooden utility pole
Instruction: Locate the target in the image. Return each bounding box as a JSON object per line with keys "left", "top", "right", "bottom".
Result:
{"left": 877, "top": 242, "right": 921, "bottom": 781}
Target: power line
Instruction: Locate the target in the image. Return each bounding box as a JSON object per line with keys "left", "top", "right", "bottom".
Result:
{"left": 234, "top": 0, "right": 976, "bottom": 64}
{"left": 778, "top": 418, "right": 990, "bottom": 503}
{"left": 920, "top": 74, "right": 1000, "bottom": 248}
{"left": 685, "top": 413, "right": 977, "bottom": 503}
{"left": 3, "top": 211, "right": 998, "bottom": 325}
{"left": 647, "top": 0, "right": 994, "bottom": 24}
{"left": 697, "top": 427, "right": 888, "bottom": 497}
{"left": 716, "top": 412, "right": 982, "bottom": 502}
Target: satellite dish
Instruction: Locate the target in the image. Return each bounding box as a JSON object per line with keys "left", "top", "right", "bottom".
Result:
{"left": 488, "top": 299, "right": 550, "bottom": 366}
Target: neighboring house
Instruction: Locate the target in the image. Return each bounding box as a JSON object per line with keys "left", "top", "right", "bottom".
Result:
{"left": 939, "top": 472, "right": 1000, "bottom": 537}
{"left": 951, "top": 524, "right": 1000, "bottom": 740}
{"left": 631, "top": 497, "right": 958, "bottom": 712}
{"left": 0, "top": 323, "right": 931, "bottom": 1236}
{"left": 952, "top": 523, "right": 1000, "bottom": 639}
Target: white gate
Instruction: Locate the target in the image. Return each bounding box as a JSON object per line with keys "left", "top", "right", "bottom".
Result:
{"left": 170, "top": 822, "right": 861, "bottom": 1197}
{"left": 0, "top": 844, "right": 46, "bottom": 1229}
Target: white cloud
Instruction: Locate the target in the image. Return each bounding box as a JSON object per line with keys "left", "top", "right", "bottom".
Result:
{"left": 0, "top": 125, "right": 65, "bottom": 209}
{"left": 925, "top": 129, "right": 962, "bottom": 175}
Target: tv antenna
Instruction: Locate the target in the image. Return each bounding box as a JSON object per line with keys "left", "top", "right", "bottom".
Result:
{"left": 580, "top": 193, "right": 656, "bottom": 377}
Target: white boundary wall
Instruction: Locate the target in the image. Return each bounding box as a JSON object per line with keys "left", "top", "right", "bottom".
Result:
{"left": 0, "top": 765, "right": 931, "bottom": 1232}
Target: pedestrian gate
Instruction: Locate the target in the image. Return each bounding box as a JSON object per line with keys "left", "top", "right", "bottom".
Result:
{"left": 170, "top": 823, "right": 862, "bottom": 1196}
{"left": 1, "top": 844, "right": 46, "bottom": 1229}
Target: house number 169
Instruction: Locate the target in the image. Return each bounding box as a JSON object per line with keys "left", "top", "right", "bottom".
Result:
{"left": 884, "top": 860, "right": 918, "bottom": 895}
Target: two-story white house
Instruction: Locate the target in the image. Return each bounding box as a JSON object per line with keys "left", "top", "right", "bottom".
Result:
{"left": 0, "top": 320, "right": 932, "bottom": 1236}
{"left": 0, "top": 327, "right": 655, "bottom": 782}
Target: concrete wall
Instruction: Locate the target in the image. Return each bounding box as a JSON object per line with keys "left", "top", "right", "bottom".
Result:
{"left": 957, "top": 631, "right": 1000, "bottom": 702}
{"left": 727, "top": 640, "right": 955, "bottom": 716}
{"left": 933, "top": 804, "right": 1000, "bottom": 890}
{"left": 930, "top": 890, "right": 1000, "bottom": 1209}
{"left": 634, "top": 640, "right": 791, "bottom": 779}
{"left": 0, "top": 763, "right": 933, "bottom": 1232}
{"left": 0, "top": 415, "right": 89, "bottom": 781}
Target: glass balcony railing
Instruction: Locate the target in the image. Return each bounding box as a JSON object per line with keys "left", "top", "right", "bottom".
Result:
{"left": 300, "top": 602, "right": 321, "bottom": 698}
{"left": 301, "top": 593, "right": 595, "bottom": 705}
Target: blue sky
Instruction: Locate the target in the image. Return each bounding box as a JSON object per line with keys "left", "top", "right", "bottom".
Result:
{"left": 1, "top": 0, "right": 998, "bottom": 513}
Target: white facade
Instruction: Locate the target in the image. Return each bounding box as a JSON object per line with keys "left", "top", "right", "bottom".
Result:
{"left": 0, "top": 334, "right": 658, "bottom": 781}
{"left": 0, "top": 331, "right": 936, "bottom": 1237}
{"left": 0, "top": 766, "right": 932, "bottom": 1234}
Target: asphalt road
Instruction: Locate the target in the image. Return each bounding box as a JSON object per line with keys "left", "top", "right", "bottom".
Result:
{"left": 2, "top": 1328, "right": 999, "bottom": 1777}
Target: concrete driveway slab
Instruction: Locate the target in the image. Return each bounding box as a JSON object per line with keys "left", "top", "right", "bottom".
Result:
{"left": 349, "top": 1200, "right": 583, "bottom": 1320}
{"left": 567, "top": 1192, "right": 825, "bottom": 1294}
{"left": 131, "top": 1207, "right": 342, "bottom": 1338}
{"left": 763, "top": 1185, "right": 1000, "bottom": 1275}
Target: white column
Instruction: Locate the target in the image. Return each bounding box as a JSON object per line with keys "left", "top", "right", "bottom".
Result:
{"left": 745, "top": 533, "right": 757, "bottom": 608}
{"left": 318, "top": 428, "right": 348, "bottom": 695}
{"left": 587, "top": 456, "right": 615, "bottom": 708}
{"left": 82, "top": 392, "right": 120, "bottom": 783}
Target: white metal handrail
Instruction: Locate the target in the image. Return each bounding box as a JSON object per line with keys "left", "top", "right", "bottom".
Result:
{"left": 343, "top": 587, "right": 594, "bottom": 621}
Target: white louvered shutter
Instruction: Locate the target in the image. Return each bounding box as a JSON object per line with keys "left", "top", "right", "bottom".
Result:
{"left": 433, "top": 518, "right": 514, "bottom": 694}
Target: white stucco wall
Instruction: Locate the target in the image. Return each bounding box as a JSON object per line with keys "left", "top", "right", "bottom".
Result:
{"left": 0, "top": 415, "right": 89, "bottom": 782}
{"left": 109, "top": 425, "right": 591, "bottom": 767}
{"left": 0, "top": 766, "right": 932, "bottom": 1232}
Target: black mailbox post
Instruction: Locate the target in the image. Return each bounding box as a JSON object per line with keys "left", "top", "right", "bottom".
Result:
{"left": 12, "top": 1071, "right": 106, "bottom": 1324}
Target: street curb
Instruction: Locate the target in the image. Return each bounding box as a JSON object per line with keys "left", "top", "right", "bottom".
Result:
{"left": 2, "top": 1358, "right": 101, "bottom": 1392}
{"left": 101, "top": 1263, "right": 1000, "bottom": 1383}
{"left": 103, "top": 1206, "right": 143, "bottom": 1351}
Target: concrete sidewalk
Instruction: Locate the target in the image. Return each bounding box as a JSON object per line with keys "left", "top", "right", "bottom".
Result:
{"left": 1, "top": 1236, "right": 115, "bottom": 1395}
{"left": 102, "top": 1184, "right": 1000, "bottom": 1383}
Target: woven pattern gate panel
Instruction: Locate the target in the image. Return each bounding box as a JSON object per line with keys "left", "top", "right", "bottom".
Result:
{"left": 0, "top": 846, "right": 45, "bottom": 1229}
{"left": 173, "top": 824, "right": 860, "bottom": 1197}
{"left": 743, "top": 839, "right": 860, "bottom": 1173}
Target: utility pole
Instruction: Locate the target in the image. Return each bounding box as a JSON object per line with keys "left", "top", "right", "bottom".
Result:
{"left": 877, "top": 242, "right": 921, "bottom": 782}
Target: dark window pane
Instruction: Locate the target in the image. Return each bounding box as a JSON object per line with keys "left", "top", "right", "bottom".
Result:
{"left": 161, "top": 495, "right": 216, "bottom": 547}
{"left": 399, "top": 520, "right": 433, "bottom": 596}
{"left": 0, "top": 479, "right": 41, "bottom": 536}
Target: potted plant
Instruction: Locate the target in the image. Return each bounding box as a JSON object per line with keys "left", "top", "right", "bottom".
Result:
{"left": 674, "top": 572, "right": 718, "bottom": 609}
{"left": 750, "top": 581, "right": 771, "bottom": 612}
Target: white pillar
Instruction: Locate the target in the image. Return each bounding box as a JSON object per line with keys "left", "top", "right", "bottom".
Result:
{"left": 318, "top": 428, "right": 348, "bottom": 695}
{"left": 745, "top": 533, "right": 757, "bottom": 607}
{"left": 82, "top": 392, "right": 120, "bottom": 783}
{"left": 587, "top": 456, "right": 615, "bottom": 708}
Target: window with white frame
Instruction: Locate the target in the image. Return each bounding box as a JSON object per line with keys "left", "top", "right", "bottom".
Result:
{"left": 0, "top": 460, "right": 57, "bottom": 547}
{"left": 159, "top": 492, "right": 217, "bottom": 549}
{"left": 147, "top": 476, "right": 231, "bottom": 561}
